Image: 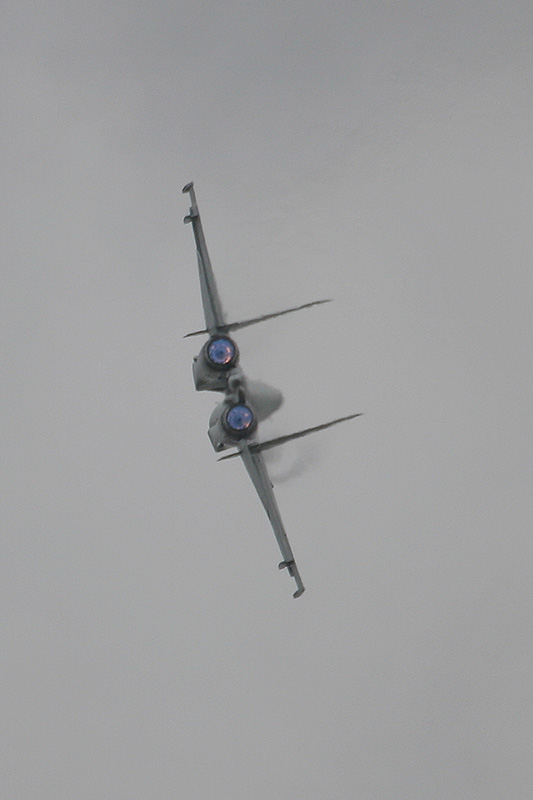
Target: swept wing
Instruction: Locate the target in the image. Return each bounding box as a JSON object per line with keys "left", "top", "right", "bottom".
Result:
{"left": 221, "top": 414, "right": 363, "bottom": 597}
{"left": 238, "top": 441, "right": 305, "bottom": 598}
{"left": 183, "top": 182, "right": 226, "bottom": 335}
{"left": 182, "top": 183, "right": 362, "bottom": 598}
{"left": 183, "top": 182, "right": 330, "bottom": 339}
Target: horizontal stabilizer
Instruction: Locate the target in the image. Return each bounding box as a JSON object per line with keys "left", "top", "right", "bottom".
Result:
{"left": 218, "top": 412, "right": 363, "bottom": 461}
{"left": 184, "top": 299, "right": 332, "bottom": 338}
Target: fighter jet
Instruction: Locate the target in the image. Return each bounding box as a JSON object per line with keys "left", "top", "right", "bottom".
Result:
{"left": 183, "top": 182, "right": 361, "bottom": 598}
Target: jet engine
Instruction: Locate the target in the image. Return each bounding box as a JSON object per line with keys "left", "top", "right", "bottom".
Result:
{"left": 208, "top": 400, "right": 258, "bottom": 451}
{"left": 192, "top": 335, "right": 239, "bottom": 391}
{"left": 207, "top": 373, "right": 284, "bottom": 451}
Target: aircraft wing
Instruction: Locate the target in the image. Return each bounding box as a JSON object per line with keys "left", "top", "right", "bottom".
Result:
{"left": 182, "top": 182, "right": 226, "bottom": 335}
{"left": 238, "top": 441, "right": 305, "bottom": 598}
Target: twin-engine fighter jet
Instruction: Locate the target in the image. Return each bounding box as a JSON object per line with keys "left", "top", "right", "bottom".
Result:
{"left": 183, "top": 182, "right": 361, "bottom": 597}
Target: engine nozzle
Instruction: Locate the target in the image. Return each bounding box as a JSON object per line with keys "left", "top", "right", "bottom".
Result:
{"left": 205, "top": 336, "right": 239, "bottom": 370}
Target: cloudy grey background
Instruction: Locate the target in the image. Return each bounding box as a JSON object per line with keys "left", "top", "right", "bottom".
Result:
{"left": 3, "top": 1, "right": 532, "bottom": 797}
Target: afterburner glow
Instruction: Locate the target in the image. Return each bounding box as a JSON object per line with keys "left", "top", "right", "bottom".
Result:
{"left": 207, "top": 337, "right": 236, "bottom": 366}
{"left": 225, "top": 404, "right": 254, "bottom": 432}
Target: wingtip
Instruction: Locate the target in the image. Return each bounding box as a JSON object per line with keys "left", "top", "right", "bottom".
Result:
{"left": 182, "top": 182, "right": 194, "bottom": 193}
{"left": 293, "top": 587, "right": 305, "bottom": 598}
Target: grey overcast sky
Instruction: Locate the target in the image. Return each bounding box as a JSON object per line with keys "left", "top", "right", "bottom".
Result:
{"left": 2, "top": 1, "right": 532, "bottom": 797}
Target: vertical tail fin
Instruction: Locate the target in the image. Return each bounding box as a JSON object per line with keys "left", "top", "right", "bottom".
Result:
{"left": 184, "top": 299, "right": 332, "bottom": 337}
{"left": 218, "top": 413, "right": 363, "bottom": 461}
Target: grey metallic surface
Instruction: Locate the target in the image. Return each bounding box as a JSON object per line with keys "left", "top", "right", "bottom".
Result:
{"left": 238, "top": 441, "right": 305, "bottom": 599}
{"left": 184, "top": 187, "right": 335, "bottom": 594}
{"left": 4, "top": 2, "right": 532, "bottom": 796}
{"left": 183, "top": 182, "right": 226, "bottom": 335}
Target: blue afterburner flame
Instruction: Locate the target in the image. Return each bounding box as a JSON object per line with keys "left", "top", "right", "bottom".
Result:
{"left": 207, "top": 337, "right": 236, "bottom": 366}
{"left": 226, "top": 404, "right": 254, "bottom": 431}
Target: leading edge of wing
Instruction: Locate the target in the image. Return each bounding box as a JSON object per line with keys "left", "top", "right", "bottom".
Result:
{"left": 182, "top": 182, "right": 226, "bottom": 335}
{"left": 238, "top": 441, "right": 305, "bottom": 599}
